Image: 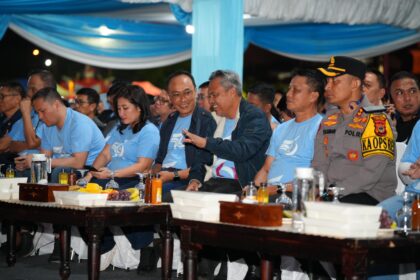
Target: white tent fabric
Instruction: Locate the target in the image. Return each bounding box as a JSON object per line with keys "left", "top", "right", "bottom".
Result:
{"left": 123, "top": 0, "right": 420, "bottom": 30}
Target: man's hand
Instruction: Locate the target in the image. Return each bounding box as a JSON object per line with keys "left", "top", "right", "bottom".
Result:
{"left": 14, "top": 155, "right": 32, "bottom": 171}
{"left": 159, "top": 170, "right": 175, "bottom": 183}
{"left": 91, "top": 167, "right": 112, "bottom": 180}
{"left": 182, "top": 129, "right": 207, "bottom": 149}
{"left": 186, "top": 180, "right": 200, "bottom": 191}
{"left": 20, "top": 98, "right": 32, "bottom": 115}
{"left": 402, "top": 159, "right": 420, "bottom": 179}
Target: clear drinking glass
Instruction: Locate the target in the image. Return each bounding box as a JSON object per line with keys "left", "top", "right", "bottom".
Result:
{"left": 76, "top": 169, "right": 89, "bottom": 187}
{"left": 275, "top": 184, "right": 292, "bottom": 210}
{"left": 0, "top": 164, "right": 5, "bottom": 178}
{"left": 134, "top": 172, "right": 145, "bottom": 202}
{"left": 396, "top": 192, "right": 413, "bottom": 233}
{"left": 328, "top": 186, "right": 344, "bottom": 203}
{"left": 105, "top": 170, "right": 119, "bottom": 189}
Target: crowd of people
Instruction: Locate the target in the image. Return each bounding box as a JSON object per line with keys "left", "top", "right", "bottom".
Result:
{"left": 0, "top": 55, "right": 419, "bottom": 279}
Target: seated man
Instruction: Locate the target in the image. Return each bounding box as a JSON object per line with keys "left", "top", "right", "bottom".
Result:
{"left": 184, "top": 70, "right": 272, "bottom": 195}
{"left": 15, "top": 87, "right": 105, "bottom": 182}
{"left": 11, "top": 70, "right": 56, "bottom": 174}
{"left": 74, "top": 87, "right": 106, "bottom": 133}
{"left": 247, "top": 82, "right": 281, "bottom": 130}
{"left": 152, "top": 71, "right": 216, "bottom": 200}
{"left": 313, "top": 56, "right": 396, "bottom": 205}
{"left": 389, "top": 71, "right": 419, "bottom": 143}
{"left": 0, "top": 81, "right": 26, "bottom": 170}
{"left": 253, "top": 69, "right": 325, "bottom": 198}
{"left": 363, "top": 68, "right": 386, "bottom": 106}
{"left": 153, "top": 89, "right": 175, "bottom": 129}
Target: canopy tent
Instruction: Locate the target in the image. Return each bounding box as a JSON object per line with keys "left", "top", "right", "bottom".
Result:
{"left": 0, "top": 0, "right": 419, "bottom": 69}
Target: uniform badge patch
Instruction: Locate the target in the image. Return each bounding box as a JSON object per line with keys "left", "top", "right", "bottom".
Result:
{"left": 371, "top": 115, "right": 387, "bottom": 136}
{"left": 360, "top": 114, "right": 394, "bottom": 160}
{"left": 347, "top": 150, "right": 359, "bottom": 161}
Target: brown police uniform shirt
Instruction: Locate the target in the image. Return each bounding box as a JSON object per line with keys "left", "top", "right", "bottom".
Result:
{"left": 312, "top": 98, "right": 397, "bottom": 202}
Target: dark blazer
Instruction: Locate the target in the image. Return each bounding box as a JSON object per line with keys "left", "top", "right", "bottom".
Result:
{"left": 205, "top": 99, "right": 272, "bottom": 186}
{"left": 156, "top": 106, "right": 217, "bottom": 181}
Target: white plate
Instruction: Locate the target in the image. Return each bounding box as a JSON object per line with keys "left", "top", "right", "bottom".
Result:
{"left": 106, "top": 200, "right": 141, "bottom": 206}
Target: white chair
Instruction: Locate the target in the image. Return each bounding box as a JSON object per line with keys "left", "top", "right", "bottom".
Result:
{"left": 395, "top": 142, "right": 407, "bottom": 195}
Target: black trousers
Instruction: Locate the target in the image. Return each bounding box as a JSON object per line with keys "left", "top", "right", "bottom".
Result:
{"left": 339, "top": 192, "right": 379, "bottom": 205}
{"left": 199, "top": 177, "right": 242, "bottom": 197}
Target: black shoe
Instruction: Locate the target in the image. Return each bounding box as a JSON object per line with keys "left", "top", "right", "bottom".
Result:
{"left": 244, "top": 264, "right": 260, "bottom": 280}
{"left": 47, "top": 238, "right": 60, "bottom": 263}
{"left": 137, "top": 247, "right": 157, "bottom": 273}
{"left": 16, "top": 231, "right": 35, "bottom": 258}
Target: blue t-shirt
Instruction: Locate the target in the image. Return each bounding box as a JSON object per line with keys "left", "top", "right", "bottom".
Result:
{"left": 41, "top": 108, "right": 105, "bottom": 165}
{"left": 107, "top": 122, "right": 160, "bottom": 171}
{"left": 401, "top": 120, "right": 420, "bottom": 163}
{"left": 162, "top": 114, "right": 192, "bottom": 170}
{"left": 212, "top": 118, "right": 238, "bottom": 179}
{"left": 9, "top": 110, "right": 45, "bottom": 155}
{"left": 266, "top": 114, "right": 323, "bottom": 185}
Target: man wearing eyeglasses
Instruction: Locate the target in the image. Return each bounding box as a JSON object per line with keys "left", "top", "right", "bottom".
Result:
{"left": 152, "top": 71, "right": 216, "bottom": 200}
{"left": 153, "top": 89, "right": 175, "bottom": 129}
{"left": 0, "top": 81, "right": 26, "bottom": 168}
{"left": 74, "top": 87, "right": 106, "bottom": 133}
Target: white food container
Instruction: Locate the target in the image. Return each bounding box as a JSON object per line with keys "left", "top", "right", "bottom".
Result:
{"left": 0, "top": 177, "right": 28, "bottom": 200}
{"left": 170, "top": 190, "right": 238, "bottom": 222}
{"left": 53, "top": 191, "right": 108, "bottom": 206}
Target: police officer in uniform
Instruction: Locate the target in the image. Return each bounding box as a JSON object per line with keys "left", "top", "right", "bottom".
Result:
{"left": 313, "top": 56, "right": 396, "bottom": 205}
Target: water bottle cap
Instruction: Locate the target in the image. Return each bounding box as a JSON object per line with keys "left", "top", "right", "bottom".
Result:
{"left": 32, "top": 154, "right": 47, "bottom": 161}
{"left": 295, "top": 167, "right": 314, "bottom": 179}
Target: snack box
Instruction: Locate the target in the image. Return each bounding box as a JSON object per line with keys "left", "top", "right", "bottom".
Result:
{"left": 19, "top": 183, "right": 69, "bottom": 202}
{"left": 53, "top": 191, "right": 108, "bottom": 206}
{"left": 0, "top": 178, "right": 28, "bottom": 200}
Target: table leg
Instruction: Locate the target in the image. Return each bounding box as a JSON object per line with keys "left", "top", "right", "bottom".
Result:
{"left": 6, "top": 223, "right": 16, "bottom": 267}
{"left": 87, "top": 226, "right": 104, "bottom": 280}
{"left": 59, "top": 226, "right": 71, "bottom": 280}
{"left": 342, "top": 248, "right": 368, "bottom": 279}
{"left": 183, "top": 249, "right": 197, "bottom": 280}
{"left": 261, "top": 258, "right": 273, "bottom": 280}
{"left": 161, "top": 227, "right": 173, "bottom": 280}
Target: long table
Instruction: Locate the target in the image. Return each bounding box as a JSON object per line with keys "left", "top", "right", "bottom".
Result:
{"left": 0, "top": 200, "right": 173, "bottom": 280}
{"left": 174, "top": 218, "right": 420, "bottom": 279}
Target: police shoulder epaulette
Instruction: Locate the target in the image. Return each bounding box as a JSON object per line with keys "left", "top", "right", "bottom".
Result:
{"left": 362, "top": 105, "right": 386, "bottom": 114}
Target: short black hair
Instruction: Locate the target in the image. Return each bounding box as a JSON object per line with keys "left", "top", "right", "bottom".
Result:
{"left": 248, "top": 83, "right": 275, "bottom": 105}
{"left": 28, "top": 69, "right": 56, "bottom": 88}
{"left": 31, "top": 87, "right": 64, "bottom": 105}
{"left": 107, "top": 80, "right": 131, "bottom": 98}
{"left": 166, "top": 70, "right": 196, "bottom": 90}
{"left": 199, "top": 81, "right": 209, "bottom": 89}
{"left": 366, "top": 68, "right": 387, "bottom": 89}
{"left": 76, "top": 87, "right": 100, "bottom": 105}
{"left": 0, "top": 81, "right": 26, "bottom": 98}
{"left": 390, "top": 71, "right": 420, "bottom": 89}
{"left": 292, "top": 68, "right": 326, "bottom": 107}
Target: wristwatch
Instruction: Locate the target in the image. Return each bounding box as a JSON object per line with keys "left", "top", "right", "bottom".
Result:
{"left": 173, "top": 170, "right": 180, "bottom": 181}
